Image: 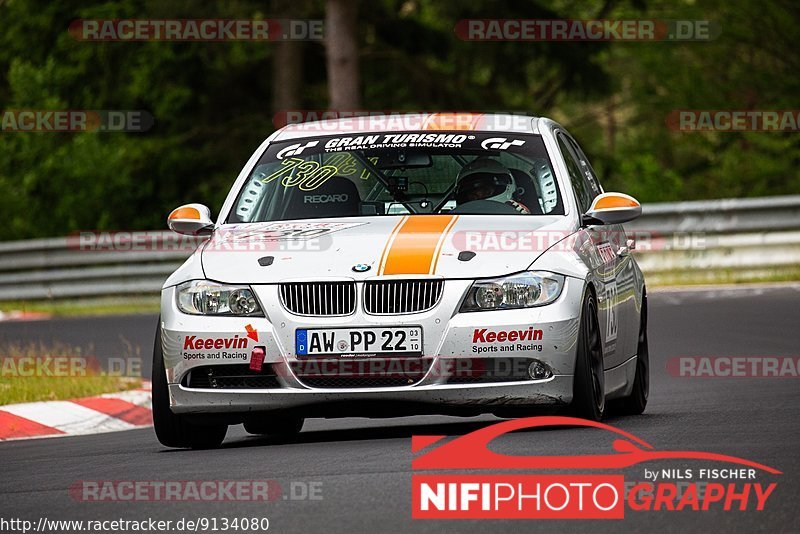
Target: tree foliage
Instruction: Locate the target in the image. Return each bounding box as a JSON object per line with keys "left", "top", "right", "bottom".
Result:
{"left": 0, "top": 0, "right": 798, "bottom": 239}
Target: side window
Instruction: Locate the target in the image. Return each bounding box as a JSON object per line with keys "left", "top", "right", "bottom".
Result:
{"left": 557, "top": 134, "right": 592, "bottom": 212}
{"left": 565, "top": 136, "right": 602, "bottom": 197}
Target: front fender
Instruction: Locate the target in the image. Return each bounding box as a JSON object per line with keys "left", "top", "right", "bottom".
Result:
{"left": 163, "top": 248, "right": 206, "bottom": 289}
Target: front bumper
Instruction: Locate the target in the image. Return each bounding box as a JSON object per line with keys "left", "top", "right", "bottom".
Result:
{"left": 168, "top": 377, "right": 573, "bottom": 417}
{"left": 159, "top": 277, "right": 584, "bottom": 417}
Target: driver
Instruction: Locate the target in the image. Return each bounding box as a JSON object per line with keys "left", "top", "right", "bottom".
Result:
{"left": 454, "top": 158, "right": 530, "bottom": 214}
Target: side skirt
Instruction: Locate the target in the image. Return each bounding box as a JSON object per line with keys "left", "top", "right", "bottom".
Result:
{"left": 604, "top": 355, "right": 637, "bottom": 400}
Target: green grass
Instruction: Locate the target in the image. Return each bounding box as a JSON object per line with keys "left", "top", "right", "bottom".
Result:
{"left": 0, "top": 295, "right": 160, "bottom": 317}
{"left": 645, "top": 266, "right": 800, "bottom": 287}
{"left": 0, "top": 375, "right": 141, "bottom": 406}
{"left": 0, "top": 342, "right": 142, "bottom": 405}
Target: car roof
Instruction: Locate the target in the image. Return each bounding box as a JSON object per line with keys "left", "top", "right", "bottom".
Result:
{"left": 273, "top": 112, "right": 543, "bottom": 141}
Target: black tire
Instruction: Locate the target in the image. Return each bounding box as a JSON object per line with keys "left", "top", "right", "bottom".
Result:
{"left": 571, "top": 290, "right": 605, "bottom": 420}
{"left": 243, "top": 417, "right": 304, "bottom": 436}
{"left": 152, "top": 323, "right": 228, "bottom": 449}
{"left": 617, "top": 291, "right": 649, "bottom": 415}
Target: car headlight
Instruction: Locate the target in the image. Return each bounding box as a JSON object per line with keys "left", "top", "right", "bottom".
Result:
{"left": 460, "top": 271, "right": 565, "bottom": 312}
{"left": 176, "top": 280, "right": 263, "bottom": 316}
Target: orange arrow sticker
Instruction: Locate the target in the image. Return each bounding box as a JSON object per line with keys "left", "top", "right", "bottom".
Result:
{"left": 245, "top": 324, "right": 259, "bottom": 342}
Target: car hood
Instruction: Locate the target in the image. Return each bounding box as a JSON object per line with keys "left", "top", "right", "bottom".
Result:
{"left": 201, "top": 215, "right": 573, "bottom": 283}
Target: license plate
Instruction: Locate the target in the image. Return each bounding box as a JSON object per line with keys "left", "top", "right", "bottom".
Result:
{"left": 296, "top": 327, "right": 422, "bottom": 358}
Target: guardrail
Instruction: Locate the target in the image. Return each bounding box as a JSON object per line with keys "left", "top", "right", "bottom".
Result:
{"left": 0, "top": 195, "right": 799, "bottom": 300}
{"left": 624, "top": 195, "right": 800, "bottom": 284}
{"left": 0, "top": 235, "right": 197, "bottom": 300}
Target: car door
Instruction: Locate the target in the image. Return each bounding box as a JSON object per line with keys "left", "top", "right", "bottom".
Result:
{"left": 555, "top": 131, "right": 624, "bottom": 369}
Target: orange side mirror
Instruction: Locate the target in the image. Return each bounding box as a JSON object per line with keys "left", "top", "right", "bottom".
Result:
{"left": 167, "top": 203, "right": 214, "bottom": 235}
{"left": 584, "top": 193, "right": 641, "bottom": 225}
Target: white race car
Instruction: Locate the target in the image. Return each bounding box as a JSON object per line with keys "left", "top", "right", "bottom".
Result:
{"left": 153, "top": 113, "right": 648, "bottom": 449}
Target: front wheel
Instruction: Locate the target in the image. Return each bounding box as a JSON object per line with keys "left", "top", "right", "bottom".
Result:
{"left": 152, "top": 322, "right": 228, "bottom": 449}
{"left": 570, "top": 290, "right": 605, "bottom": 420}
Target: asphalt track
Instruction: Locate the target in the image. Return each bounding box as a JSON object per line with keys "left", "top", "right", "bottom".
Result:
{"left": 1, "top": 285, "right": 798, "bottom": 533}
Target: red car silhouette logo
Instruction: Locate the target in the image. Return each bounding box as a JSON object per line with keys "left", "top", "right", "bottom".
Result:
{"left": 412, "top": 416, "right": 781, "bottom": 474}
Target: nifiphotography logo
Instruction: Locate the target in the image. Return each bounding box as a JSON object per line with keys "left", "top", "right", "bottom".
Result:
{"left": 411, "top": 416, "right": 780, "bottom": 519}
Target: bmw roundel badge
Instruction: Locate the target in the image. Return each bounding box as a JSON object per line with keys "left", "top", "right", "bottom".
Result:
{"left": 352, "top": 263, "right": 371, "bottom": 272}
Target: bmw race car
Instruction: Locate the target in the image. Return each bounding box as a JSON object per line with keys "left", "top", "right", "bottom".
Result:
{"left": 153, "top": 113, "right": 649, "bottom": 449}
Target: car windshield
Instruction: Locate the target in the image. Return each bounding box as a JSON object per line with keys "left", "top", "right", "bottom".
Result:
{"left": 227, "top": 131, "right": 563, "bottom": 223}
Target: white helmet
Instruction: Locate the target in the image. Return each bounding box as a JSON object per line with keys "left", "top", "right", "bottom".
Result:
{"left": 455, "top": 159, "right": 529, "bottom": 213}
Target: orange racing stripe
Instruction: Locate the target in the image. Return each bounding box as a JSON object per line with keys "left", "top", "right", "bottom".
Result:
{"left": 380, "top": 215, "right": 458, "bottom": 275}
{"left": 378, "top": 216, "right": 408, "bottom": 275}
{"left": 430, "top": 215, "right": 459, "bottom": 274}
